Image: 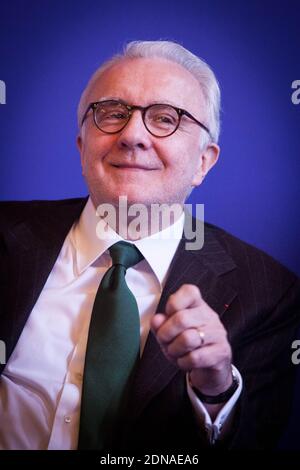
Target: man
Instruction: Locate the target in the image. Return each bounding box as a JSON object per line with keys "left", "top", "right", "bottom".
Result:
{"left": 0, "top": 40, "right": 299, "bottom": 451}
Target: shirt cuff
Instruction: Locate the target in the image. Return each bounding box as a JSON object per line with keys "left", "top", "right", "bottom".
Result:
{"left": 186, "top": 365, "right": 243, "bottom": 445}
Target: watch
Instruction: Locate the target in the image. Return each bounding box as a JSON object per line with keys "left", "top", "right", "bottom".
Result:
{"left": 191, "top": 373, "right": 239, "bottom": 404}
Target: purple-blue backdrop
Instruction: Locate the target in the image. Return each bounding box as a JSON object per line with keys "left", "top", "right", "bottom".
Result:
{"left": 0, "top": 0, "right": 299, "bottom": 449}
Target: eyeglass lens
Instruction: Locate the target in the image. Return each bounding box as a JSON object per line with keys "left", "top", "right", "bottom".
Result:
{"left": 94, "top": 101, "right": 179, "bottom": 136}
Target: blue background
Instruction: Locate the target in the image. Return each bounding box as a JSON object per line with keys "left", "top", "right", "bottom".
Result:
{"left": 0, "top": 0, "right": 300, "bottom": 449}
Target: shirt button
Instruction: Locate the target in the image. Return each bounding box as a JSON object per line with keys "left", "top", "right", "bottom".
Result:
{"left": 64, "top": 416, "right": 72, "bottom": 424}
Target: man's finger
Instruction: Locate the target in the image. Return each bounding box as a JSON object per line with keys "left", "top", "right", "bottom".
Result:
{"left": 165, "top": 284, "right": 204, "bottom": 316}
{"left": 152, "top": 308, "right": 210, "bottom": 344}
{"left": 166, "top": 328, "right": 214, "bottom": 358}
{"left": 151, "top": 313, "right": 167, "bottom": 334}
{"left": 176, "top": 343, "right": 232, "bottom": 371}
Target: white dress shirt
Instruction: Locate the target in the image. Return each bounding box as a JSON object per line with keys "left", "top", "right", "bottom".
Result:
{"left": 0, "top": 198, "right": 242, "bottom": 449}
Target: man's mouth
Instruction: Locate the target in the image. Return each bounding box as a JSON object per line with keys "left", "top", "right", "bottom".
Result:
{"left": 110, "top": 163, "right": 156, "bottom": 171}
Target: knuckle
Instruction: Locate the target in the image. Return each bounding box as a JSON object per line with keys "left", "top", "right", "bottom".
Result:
{"left": 180, "top": 329, "right": 192, "bottom": 347}
{"left": 183, "top": 284, "right": 200, "bottom": 298}
{"left": 207, "top": 308, "right": 219, "bottom": 321}
{"left": 157, "top": 328, "right": 168, "bottom": 344}
{"left": 173, "top": 311, "right": 187, "bottom": 330}
{"left": 217, "top": 344, "right": 232, "bottom": 363}
{"left": 197, "top": 349, "right": 211, "bottom": 367}
{"left": 187, "top": 350, "right": 200, "bottom": 369}
{"left": 167, "top": 295, "right": 178, "bottom": 311}
{"left": 223, "top": 343, "right": 232, "bottom": 360}
{"left": 165, "top": 345, "right": 176, "bottom": 358}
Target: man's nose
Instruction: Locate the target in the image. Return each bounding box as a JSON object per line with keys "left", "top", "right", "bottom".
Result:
{"left": 117, "top": 110, "right": 152, "bottom": 150}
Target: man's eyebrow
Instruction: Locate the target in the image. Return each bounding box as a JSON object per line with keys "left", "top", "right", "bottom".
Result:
{"left": 95, "top": 97, "right": 181, "bottom": 108}
{"left": 150, "top": 99, "right": 180, "bottom": 107}
{"left": 96, "top": 96, "right": 126, "bottom": 103}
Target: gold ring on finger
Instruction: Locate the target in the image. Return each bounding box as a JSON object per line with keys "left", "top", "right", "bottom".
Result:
{"left": 196, "top": 328, "right": 205, "bottom": 347}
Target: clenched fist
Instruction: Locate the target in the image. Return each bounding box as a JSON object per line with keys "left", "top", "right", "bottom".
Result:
{"left": 151, "top": 284, "right": 233, "bottom": 396}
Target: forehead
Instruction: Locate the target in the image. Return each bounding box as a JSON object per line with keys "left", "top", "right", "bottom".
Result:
{"left": 87, "top": 58, "right": 205, "bottom": 112}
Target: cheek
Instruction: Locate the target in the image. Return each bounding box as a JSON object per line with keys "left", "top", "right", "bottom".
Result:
{"left": 81, "top": 135, "right": 113, "bottom": 166}
{"left": 181, "top": 140, "right": 202, "bottom": 172}
{"left": 162, "top": 141, "right": 199, "bottom": 176}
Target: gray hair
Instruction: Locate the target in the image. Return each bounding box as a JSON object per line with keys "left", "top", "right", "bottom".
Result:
{"left": 77, "top": 40, "right": 221, "bottom": 143}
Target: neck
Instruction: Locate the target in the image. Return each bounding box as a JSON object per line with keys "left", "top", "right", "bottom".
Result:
{"left": 91, "top": 196, "right": 184, "bottom": 240}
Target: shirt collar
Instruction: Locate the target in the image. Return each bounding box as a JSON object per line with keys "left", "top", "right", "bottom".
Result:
{"left": 71, "top": 197, "right": 184, "bottom": 287}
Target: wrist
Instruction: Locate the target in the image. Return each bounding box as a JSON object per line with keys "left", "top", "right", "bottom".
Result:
{"left": 190, "top": 368, "right": 239, "bottom": 404}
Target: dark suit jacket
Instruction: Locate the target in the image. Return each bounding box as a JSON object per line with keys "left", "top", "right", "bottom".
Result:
{"left": 0, "top": 197, "right": 300, "bottom": 451}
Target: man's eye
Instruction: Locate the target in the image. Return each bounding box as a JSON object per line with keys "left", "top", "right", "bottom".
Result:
{"left": 154, "top": 115, "right": 176, "bottom": 124}
{"left": 104, "top": 112, "right": 127, "bottom": 120}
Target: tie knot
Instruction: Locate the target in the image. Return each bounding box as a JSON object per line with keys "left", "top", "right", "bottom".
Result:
{"left": 109, "top": 241, "right": 143, "bottom": 269}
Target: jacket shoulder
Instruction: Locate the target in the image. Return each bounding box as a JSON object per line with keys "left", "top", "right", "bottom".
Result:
{"left": 0, "top": 197, "right": 88, "bottom": 229}
{"left": 204, "top": 221, "right": 299, "bottom": 291}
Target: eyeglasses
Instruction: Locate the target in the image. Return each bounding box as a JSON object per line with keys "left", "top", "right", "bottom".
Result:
{"left": 81, "top": 100, "right": 211, "bottom": 139}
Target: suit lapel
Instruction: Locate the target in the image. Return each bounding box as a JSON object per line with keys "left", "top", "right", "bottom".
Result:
{"left": 128, "top": 222, "right": 238, "bottom": 419}
{"left": 0, "top": 198, "right": 87, "bottom": 373}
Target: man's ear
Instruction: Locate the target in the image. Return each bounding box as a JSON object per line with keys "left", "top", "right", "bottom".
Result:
{"left": 77, "top": 134, "right": 86, "bottom": 173}
{"left": 192, "top": 142, "right": 220, "bottom": 187}
{"left": 77, "top": 134, "right": 82, "bottom": 153}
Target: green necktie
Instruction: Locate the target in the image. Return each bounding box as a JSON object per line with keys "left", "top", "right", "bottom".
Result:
{"left": 78, "top": 241, "right": 143, "bottom": 450}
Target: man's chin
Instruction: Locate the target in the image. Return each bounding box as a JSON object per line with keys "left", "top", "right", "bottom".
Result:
{"left": 91, "top": 188, "right": 184, "bottom": 209}
{"left": 96, "top": 192, "right": 156, "bottom": 208}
